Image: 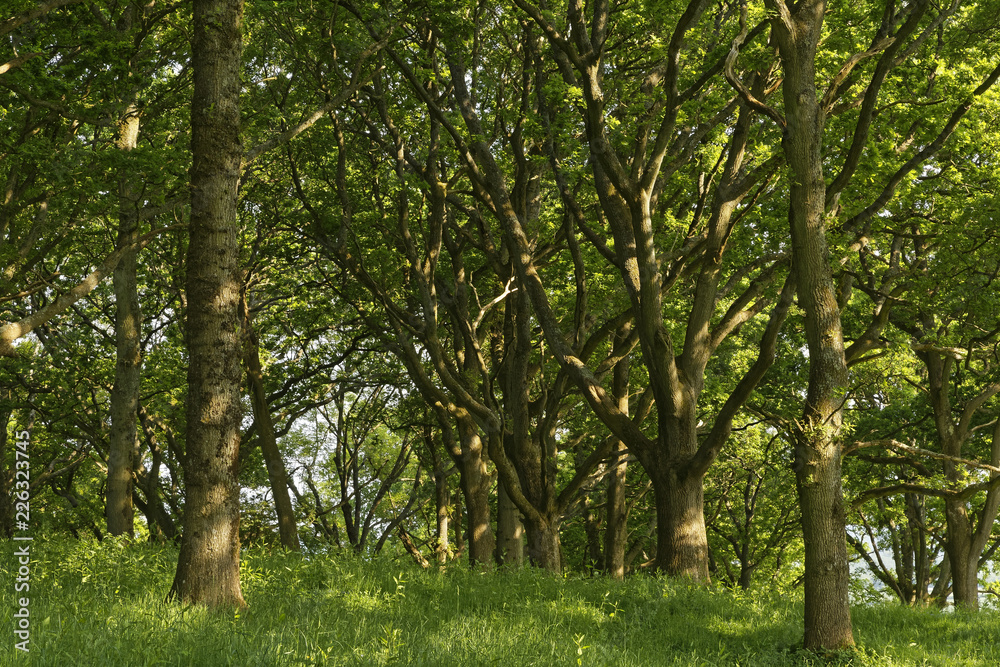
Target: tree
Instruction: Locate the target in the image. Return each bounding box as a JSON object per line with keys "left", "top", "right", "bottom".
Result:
{"left": 762, "top": 0, "right": 856, "bottom": 648}
{"left": 750, "top": 0, "right": 1000, "bottom": 647}
{"left": 241, "top": 293, "right": 300, "bottom": 551}
{"left": 169, "top": 0, "right": 246, "bottom": 608}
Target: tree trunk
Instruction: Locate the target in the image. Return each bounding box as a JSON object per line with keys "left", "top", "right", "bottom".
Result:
{"left": 651, "top": 466, "right": 709, "bottom": 580}
{"left": 502, "top": 285, "right": 560, "bottom": 572}
{"left": 603, "top": 443, "right": 627, "bottom": 579}
{"left": 795, "top": 435, "right": 852, "bottom": 647}
{"left": 604, "top": 331, "right": 630, "bottom": 579}
{"left": 107, "top": 101, "right": 142, "bottom": 538}
{"left": 930, "top": 553, "right": 952, "bottom": 607}
{"left": 242, "top": 302, "right": 300, "bottom": 551}
{"left": 768, "top": 0, "right": 854, "bottom": 649}
{"left": 524, "top": 515, "right": 561, "bottom": 573}
{"left": 452, "top": 487, "right": 465, "bottom": 557}
{"left": 169, "top": 0, "right": 246, "bottom": 609}
{"left": 495, "top": 479, "right": 524, "bottom": 567}
{"left": 456, "top": 413, "right": 496, "bottom": 567}
{"left": 924, "top": 354, "right": 1000, "bottom": 611}
{"left": 945, "top": 502, "right": 977, "bottom": 610}
{"left": 427, "top": 429, "right": 450, "bottom": 565}
{"left": 137, "top": 406, "right": 179, "bottom": 542}
{"left": 582, "top": 488, "right": 604, "bottom": 570}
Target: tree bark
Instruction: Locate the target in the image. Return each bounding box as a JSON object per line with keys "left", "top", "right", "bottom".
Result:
{"left": 455, "top": 412, "right": 496, "bottom": 568}
{"left": 107, "top": 100, "right": 142, "bottom": 539}
{"left": 495, "top": 479, "right": 524, "bottom": 567}
{"left": 603, "top": 442, "right": 627, "bottom": 578}
{"left": 425, "top": 425, "right": 450, "bottom": 565}
{"left": 923, "top": 352, "right": 1000, "bottom": 611}
{"left": 767, "top": 0, "right": 854, "bottom": 649}
{"left": 137, "top": 406, "right": 179, "bottom": 542}
{"left": 946, "top": 503, "right": 978, "bottom": 610}
{"left": 604, "top": 330, "right": 630, "bottom": 579}
{"left": 169, "top": 0, "right": 246, "bottom": 609}
{"left": 452, "top": 486, "right": 465, "bottom": 557}
{"left": 650, "top": 463, "right": 709, "bottom": 580}
{"left": 502, "top": 287, "right": 561, "bottom": 572}
{"left": 526, "top": 516, "right": 562, "bottom": 573}
{"left": 242, "top": 299, "right": 300, "bottom": 551}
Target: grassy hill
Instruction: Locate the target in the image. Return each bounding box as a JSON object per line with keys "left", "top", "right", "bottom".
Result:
{"left": 2, "top": 538, "right": 997, "bottom": 666}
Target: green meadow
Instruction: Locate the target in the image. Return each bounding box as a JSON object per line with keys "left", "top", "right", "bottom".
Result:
{"left": 2, "top": 538, "right": 998, "bottom": 666}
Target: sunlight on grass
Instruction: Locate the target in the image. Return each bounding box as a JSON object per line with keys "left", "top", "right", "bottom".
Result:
{"left": 2, "top": 537, "right": 998, "bottom": 666}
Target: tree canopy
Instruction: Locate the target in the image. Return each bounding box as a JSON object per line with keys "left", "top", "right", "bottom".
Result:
{"left": 3, "top": 0, "right": 1000, "bottom": 653}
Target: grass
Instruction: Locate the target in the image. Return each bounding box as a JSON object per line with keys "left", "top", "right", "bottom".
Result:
{"left": 2, "top": 538, "right": 998, "bottom": 666}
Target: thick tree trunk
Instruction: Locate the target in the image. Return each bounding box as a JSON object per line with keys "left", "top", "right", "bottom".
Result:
{"left": 795, "top": 433, "right": 852, "bottom": 646}
{"left": 495, "top": 480, "right": 524, "bottom": 567}
{"left": 243, "top": 305, "right": 300, "bottom": 551}
{"left": 169, "top": 0, "right": 246, "bottom": 609}
{"left": 945, "top": 502, "right": 978, "bottom": 610}
{"left": 525, "top": 517, "right": 561, "bottom": 572}
{"left": 768, "top": 0, "right": 854, "bottom": 649}
{"left": 651, "top": 467, "right": 709, "bottom": 580}
{"left": 456, "top": 414, "right": 496, "bottom": 567}
{"left": 107, "top": 102, "right": 142, "bottom": 538}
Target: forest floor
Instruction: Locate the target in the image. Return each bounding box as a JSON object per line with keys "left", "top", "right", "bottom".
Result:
{"left": 1, "top": 538, "right": 998, "bottom": 666}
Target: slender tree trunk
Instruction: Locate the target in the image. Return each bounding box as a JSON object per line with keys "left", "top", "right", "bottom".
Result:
{"left": 581, "top": 481, "right": 603, "bottom": 569}
{"left": 908, "top": 495, "right": 931, "bottom": 605}
{"left": 169, "top": 0, "right": 246, "bottom": 609}
{"left": 426, "top": 428, "right": 450, "bottom": 564}
{"left": 242, "top": 301, "right": 299, "bottom": 551}
{"left": 930, "top": 553, "right": 952, "bottom": 607}
{"left": 503, "top": 286, "right": 561, "bottom": 572}
{"left": 107, "top": 101, "right": 142, "bottom": 538}
{"left": 603, "top": 443, "right": 627, "bottom": 578}
{"left": 137, "top": 407, "right": 179, "bottom": 542}
{"left": 452, "top": 487, "right": 465, "bottom": 557}
{"left": 768, "top": 0, "right": 854, "bottom": 649}
{"left": 435, "top": 486, "right": 450, "bottom": 565}
{"left": 738, "top": 562, "right": 755, "bottom": 591}
{"left": 136, "top": 475, "right": 178, "bottom": 542}
{"left": 604, "top": 330, "right": 630, "bottom": 579}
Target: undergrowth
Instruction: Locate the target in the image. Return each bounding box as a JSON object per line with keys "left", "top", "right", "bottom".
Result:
{"left": 2, "top": 537, "right": 997, "bottom": 666}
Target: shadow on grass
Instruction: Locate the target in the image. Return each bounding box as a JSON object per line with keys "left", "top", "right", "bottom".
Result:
{"left": 2, "top": 539, "right": 998, "bottom": 666}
